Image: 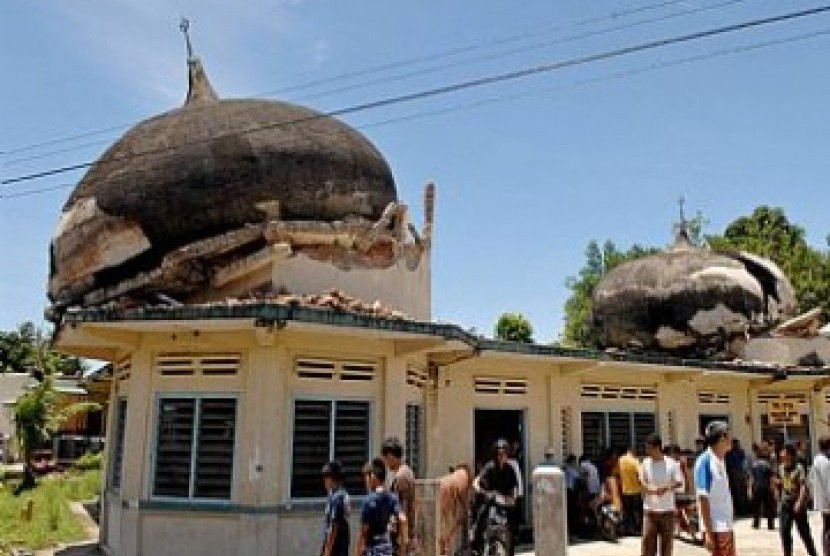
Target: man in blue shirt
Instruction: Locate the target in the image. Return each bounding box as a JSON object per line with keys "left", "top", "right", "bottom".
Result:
{"left": 356, "top": 458, "right": 408, "bottom": 556}
{"left": 321, "top": 460, "right": 350, "bottom": 556}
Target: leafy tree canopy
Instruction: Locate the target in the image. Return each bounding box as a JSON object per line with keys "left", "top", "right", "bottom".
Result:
{"left": 495, "top": 312, "right": 534, "bottom": 343}
{"left": 0, "top": 321, "right": 85, "bottom": 375}
{"left": 560, "top": 207, "right": 829, "bottom": 347}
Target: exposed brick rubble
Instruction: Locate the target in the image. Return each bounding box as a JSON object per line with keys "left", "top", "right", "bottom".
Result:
{"left": 65, "top": 288, "right": 411, "bottom": 321}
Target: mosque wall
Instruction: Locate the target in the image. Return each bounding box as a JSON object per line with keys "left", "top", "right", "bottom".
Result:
{"left": 272, "top": 252, "right": 432, "bottom": 321}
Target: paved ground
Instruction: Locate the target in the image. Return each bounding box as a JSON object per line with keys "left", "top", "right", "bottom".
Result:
{"left": 519, "top": 512, "right": 826, "bottom": 556}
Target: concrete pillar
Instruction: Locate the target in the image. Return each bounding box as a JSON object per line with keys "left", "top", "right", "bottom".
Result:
{"left": 413, "top": 479, "right": 441, "bottom": 556}
{"left": 532, "top": 465, "right": 567, "bottom": 556}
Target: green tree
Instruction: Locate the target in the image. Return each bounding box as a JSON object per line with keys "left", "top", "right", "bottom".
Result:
{"left": 707, "top": 206, "right": 830, "bottom": 317}
{"left": 561, "top": 240, "right": 658, "bottom": 347}
{"left": 13, "top": 376, "right": 99, "bottom": 490}
{"left": 0, "top": 321, "right": 85, "bottom": 375}
{"left": 495, "top": 312, "right": 534, "bottom": 343}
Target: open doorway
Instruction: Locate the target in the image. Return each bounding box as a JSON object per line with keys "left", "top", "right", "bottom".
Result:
{"left": 474, "top": 409, "right": 525, "bottom": 473}
{"left": 474, "top": 409, "right": 527, "bottom": 537}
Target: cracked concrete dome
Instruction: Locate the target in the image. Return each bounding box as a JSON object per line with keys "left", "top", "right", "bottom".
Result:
{"left": 49, "top": 58, "right": 397, "bottom": 302}
{"left": 592, "top": 230, "right": 798, "bottom": 353}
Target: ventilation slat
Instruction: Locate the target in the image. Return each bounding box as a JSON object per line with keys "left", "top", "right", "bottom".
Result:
{"left": 474, "top": 376, "right": 528, "bottom": 396}
{"left": 582, "top": 384, "right": 656, "bottom": 401}
{"left": 157, "top": 353, "right": 241, "bottom": 377}
{"left": 406, "top": 366, "right": 428, "bottom": 389}
{"left": 295, "top": 358, "right": 376, "bottom": 382}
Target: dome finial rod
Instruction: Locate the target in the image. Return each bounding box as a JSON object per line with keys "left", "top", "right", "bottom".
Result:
{"left": 672, "top": 194, "right": 693, "bottom": 248}
{"left": 179, "top": 16, "right": 194, "bottom": 61}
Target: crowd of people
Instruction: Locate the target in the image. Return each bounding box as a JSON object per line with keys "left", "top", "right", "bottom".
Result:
{"left": 318, "top": 426, "right": 830, "bottom": 556}
{"left": 560, "top": 422, "right": 830, "bottom": 556}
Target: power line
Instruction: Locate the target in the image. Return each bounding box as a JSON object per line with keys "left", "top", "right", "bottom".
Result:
{"left": 2, "top": 0, "right": 756, "bottom": 168}
{"left": 0, "top": 182, "right": 74, "bottom": 200}
{"left": 3, "top": 4, "right": 829, "bottom": 188}
{"left": 3, "top": 0, "right": 754, "bottom": 169}
{"left": 357, "top": 28, "right": 830, "bottom": 132}
{"left": 4, "top": 27, "right": 829, "bottom": 203}
{"left": 293, "top": 0, "right": 756, "bottom": 104}
{"left": 0, "top": 0, "right": 757, "bottom": 158}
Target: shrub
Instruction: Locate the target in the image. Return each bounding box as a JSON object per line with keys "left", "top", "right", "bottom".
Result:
{"left": 72, "top": 451, "right": 103, "bottom": 471}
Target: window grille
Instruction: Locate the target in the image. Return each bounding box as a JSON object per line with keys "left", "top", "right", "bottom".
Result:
{"left": 152, "top": 397, "right": 237, "bottom": 500}
{"left": 291, "top": 399, "right": 371, "bottom": 498}
{"left": 109, "top": 399, "right": 127, "bottom": 490}
{"left": 406, "top": 404, "right": 424, "bottom": 477}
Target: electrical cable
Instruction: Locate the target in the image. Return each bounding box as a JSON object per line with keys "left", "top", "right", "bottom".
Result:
{"left": 0, "top": 0, "right": 763, "bottom": 158}
{"left": 3, "top": 26, "right": 828, "bottom": 202}
{"left": 2, "top": 4, "right": 829, "bottom": 188}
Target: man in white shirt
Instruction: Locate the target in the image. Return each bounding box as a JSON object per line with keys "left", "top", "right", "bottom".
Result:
{"left": 694, "top": 420, "right": 736, "bottom": 556}
{"left": 812, "top": 435, "right": 830, "bottom": 556}
{"left": 639, "top": 433, "right": 684, "bottom": 556}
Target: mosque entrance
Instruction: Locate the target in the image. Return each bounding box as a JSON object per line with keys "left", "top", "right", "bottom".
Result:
{"left": 473, "top": 409, "right": 525, "bottom": 473}
{"left": 474, "top": 408, "right": 527, "bottom": 533}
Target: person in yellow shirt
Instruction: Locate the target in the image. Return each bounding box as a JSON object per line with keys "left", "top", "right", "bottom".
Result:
{"left": 618, "top": 445, "right": 644, "bottom": 535}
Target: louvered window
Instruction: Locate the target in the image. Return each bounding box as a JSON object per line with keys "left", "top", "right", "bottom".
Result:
{"left": 581, "top": 412, "right": 606, "bottom": 458}
{"left": 109, "top": 398, "right": 127, "bottom": 490}
{"left": 291, "top": 399, "right": 371, "bottom": 498}
{"left": 152, "top": 397, "right": 237, "bottom": 500}
{"left": 406, "top": 404, "right": 424, "bottom": 477}
{"left": 580, "top": 411, "right": 657, "bottom": 456}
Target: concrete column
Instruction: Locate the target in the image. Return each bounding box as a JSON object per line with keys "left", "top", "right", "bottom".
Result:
{"left": 120, "top": 349, "right": 154, "bottom": 556}
{"left": 413, "top": 479, "right": 441, "bottom": 556}
{"left": 532, "top": 464, "right": 568, "bottom": 556}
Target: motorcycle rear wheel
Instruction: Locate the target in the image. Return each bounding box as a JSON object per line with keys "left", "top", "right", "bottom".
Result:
{"left": 481, "top": 526, "right": 511, "bottom": 556}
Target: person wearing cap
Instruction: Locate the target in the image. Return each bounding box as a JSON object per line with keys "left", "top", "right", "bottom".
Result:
{"left": 321, "top": 460, "right": 351, "bottom": 556}
{"left": 473, "top": 439, "right": 519, "bottom": 554}
{"left": 694, "top": 420, "right": 736, "bottom": 556}
{"left": 355, "top": 457, "right": 408, "bottom": 556}
{"left": 381, "top": 436, "right": 416, "bottom": 554}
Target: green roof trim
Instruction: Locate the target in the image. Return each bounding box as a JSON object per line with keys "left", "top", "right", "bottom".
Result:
{"left": 60, "top": 304, "right": 830, "bottom": 377}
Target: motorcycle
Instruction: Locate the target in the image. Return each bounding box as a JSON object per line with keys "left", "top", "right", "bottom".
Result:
{"left": 588, "top": 495, "right": 621, "bottom": 542}
{"left": 467, "top": 492, "right": 513, "bottom": 556}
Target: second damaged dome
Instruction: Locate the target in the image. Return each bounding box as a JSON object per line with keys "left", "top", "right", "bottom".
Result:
{"left": 592, "top": 229, "right": 797, "bottom": 355}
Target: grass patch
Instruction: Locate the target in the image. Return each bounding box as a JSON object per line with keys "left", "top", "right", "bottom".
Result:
{"left": 0, "top": 469, "right": 101, "bottom": 551}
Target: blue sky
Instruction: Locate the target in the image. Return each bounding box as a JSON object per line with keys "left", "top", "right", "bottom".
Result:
{"left": 1, "top": 0, "right": 829, "bottom": 342}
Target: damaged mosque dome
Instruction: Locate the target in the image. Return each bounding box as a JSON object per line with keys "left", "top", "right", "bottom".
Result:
{"left": 48, "top": 29, "right": 433, "bottom": 320}
{"left": 592, "top": 223, "right": 798, "bottom": 357}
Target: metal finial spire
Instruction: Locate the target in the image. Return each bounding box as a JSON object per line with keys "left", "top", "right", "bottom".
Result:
{"left": 179, "top": 17, "right": 194, "bottom": 60}
{"left": 671, "top": 194, "right": 692, "bottom": 249}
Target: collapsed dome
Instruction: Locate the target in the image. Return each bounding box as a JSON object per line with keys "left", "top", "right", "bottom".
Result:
{"left": 49, "top": 59, "right": 397, "bottom": 303}
{"left": 592, "top": 232, "right": 797, "bottom": 353}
